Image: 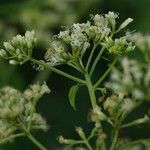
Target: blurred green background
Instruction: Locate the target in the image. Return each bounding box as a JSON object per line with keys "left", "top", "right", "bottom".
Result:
{"left": 0, "top": 0, "right": 150, "bottom": 149}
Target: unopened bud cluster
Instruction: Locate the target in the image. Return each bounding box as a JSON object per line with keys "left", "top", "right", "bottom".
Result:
{"left": 0, "top": 30, "right": 37, "bottom": 65}
{"left": 103, "top": 37, "right": 135, "bottom": 55}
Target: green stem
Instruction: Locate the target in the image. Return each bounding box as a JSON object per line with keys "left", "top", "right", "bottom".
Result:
{"left": 110, "top": 128, "right": 119, "bottom": 150}
{"left": 0, "top": 133, "right": 25, "bottom": 145}
{"left": 87, "top": 127, "right": 97, "bottom": 141}
{"left": 94, "top": 57, "right": 117, "bottom": 88}
{"left": 101, "top": 141, "right": 107, "bottom": 150}
{"left": 90, "top": 46, "right": 105, "bottom": 77}
{"left": 110, "top": 113, "right": 125, "bottom": 150}
{"left": 96, "top": 141, "right": 106, "bottom": 150}
{"left": 27, "top": 133, "right": 48, "bottom": 150}
{"left": 84, "top": 140, "right": 93, "bottom": 150}
{"left": 18, "top": 119, "right": 47, "bottom": 150}
{"left": 65, "top": 141, "right": 85, "bottom": 150}
{"left": 27, "top": 96, "right": 40, "bottom": 131}
{"left": 121, "top": 116, "right": 149, "bottom": 129}
{"left": 118, "top": 138, "right": 150, "bottom": 150}
{"left": 67, "top": 62, "right": 83, "bottom": 73}
{"left": 86, "top": 44, "right": 97, "bottom": 71}
{"left": 85, "top": 73, "right": 97, "bottom": 109}
{"left": 30, "top": 58, "right": 86, "bottom": 84}
{"left": 81, "top": 135, "right": 93, "bottom": 150}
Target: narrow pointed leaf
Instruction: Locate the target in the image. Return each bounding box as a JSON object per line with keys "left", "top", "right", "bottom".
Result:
{"left": 68, "top": 84, "right": 80, "bottom": 110}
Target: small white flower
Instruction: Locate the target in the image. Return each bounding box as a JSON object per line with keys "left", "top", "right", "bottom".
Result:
{"left": 58, "top": 30, "right": 70, "bottom": 43}
{"left": 45, "top": 41, "right": 65, "bottom": 65}
{"left": 105, "top": 11, "right": 119, "bottom": 20}
{"left": 105, "top": 11, "right": 119, "bottom": 29}
{"left": 122, "top": 98, "right": 136, "bottom": 112}
{"left": 91, "top": 106, "right": 107, "bottom": 122}
{"left": 93, "top": 14, "right": 107, "bottom": 27}
{"left": 24, "top": 82, "right": 50, "bottom": 101}
{"left": 132, "top": 89, "right": 144, "bottom": 100}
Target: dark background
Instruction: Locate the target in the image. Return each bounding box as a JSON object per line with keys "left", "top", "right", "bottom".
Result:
{"left": 0, "top": 0, "right": 150, "bottom": 149}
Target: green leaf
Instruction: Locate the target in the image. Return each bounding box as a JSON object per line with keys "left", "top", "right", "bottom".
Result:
{"left": 68, "top": 84, "right": 81, "bottom": 110}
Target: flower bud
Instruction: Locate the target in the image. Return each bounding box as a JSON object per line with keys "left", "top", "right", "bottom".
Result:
{"left": 75, "top": 127, "right": 86, "bottom": 139}
{"left": 135, "top": 115, "right": 150, "bottom": 124}
{"left": 90, "top": 106, "right": 107, "bottom": 122}
{"left": 9, "top": 60, "right": 18, "bottom": 65}
{"left": 58, "top": 136, "right": 76, "bottom": 144}
{"left": 0, "top": 49, "right": 7, "bottom": 57}
{"left": 105, "top": 11, "right": 118, "bottom": 30}
{"left": 4, "top": 42, "right": 14, "bottom": 51}
{"left": 118, "top": 18, "right": 133, "bottom": 32}
{"left": 104, "top": 95, "right": 119, "bottom": 116}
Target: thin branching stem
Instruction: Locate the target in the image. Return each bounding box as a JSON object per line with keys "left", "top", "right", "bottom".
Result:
{"left": 118, "top": 138, "right": 150, "bottom": 150}
{"left": 0, "top": 133, "right": 25, "bottom": 145}
{"left": 110, "top": 127, "right": 119, "bottom": 150}
{"left": 90, "top": 46, "right": 105, "bottom": 77}
{"left": 27, "top": 133, "right": 48, "bottom": 150}
{"left": 18, "top": 119, "right": 48, "bottom": 150}
{"left": 64, "top": 141, "right": 85, "bottom": 150}
{"left": 84, "top": 140, "right": 93, "bottom": 150}
{"left": 94, "top": 57, "right": 118, "bottom": 88}
{"left": 30, "top": 58, "right": 86, "bottom": 84}
{"left": 85, "top": 73, "right": 97, "bottom": 108}
{"left": 86, "top": 43, "right": 97, "bottom": 71}
{"left": 67, "top": 62, "right": 83, "bottom": 73}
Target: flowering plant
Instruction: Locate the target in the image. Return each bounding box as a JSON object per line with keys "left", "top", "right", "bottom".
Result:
{"left": 0, "top": 12, "right": 149, "bottom": 150}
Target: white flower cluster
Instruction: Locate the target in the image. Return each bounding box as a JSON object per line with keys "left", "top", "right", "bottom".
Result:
{"left": 105, "top": 57, "right": 150, "bottom": 101}
{"left": 0, "top": 30, "right": 37, "bottom": 65}
{"left": 58, "top": 12, "right": 118, "bottom": 47}
{"left": 44, "top": 41, "right": 65, "bottom": 66}
{"left": 0, "top": 82, "right": 50, "bottom": 141}
{"left": 0, "top": 12, "right": 134, "bottom": 66}
{"left": 50, "top": 11, "right": 134, "bottom": 65}
{"left": 0, "top": 87, "right": 24, "bottom": 119}
{"left": 58, "top": 22, "right": 90, "bottom": 50}
{"left": 24, "top": 82, "right": 51, "bottom": 100}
